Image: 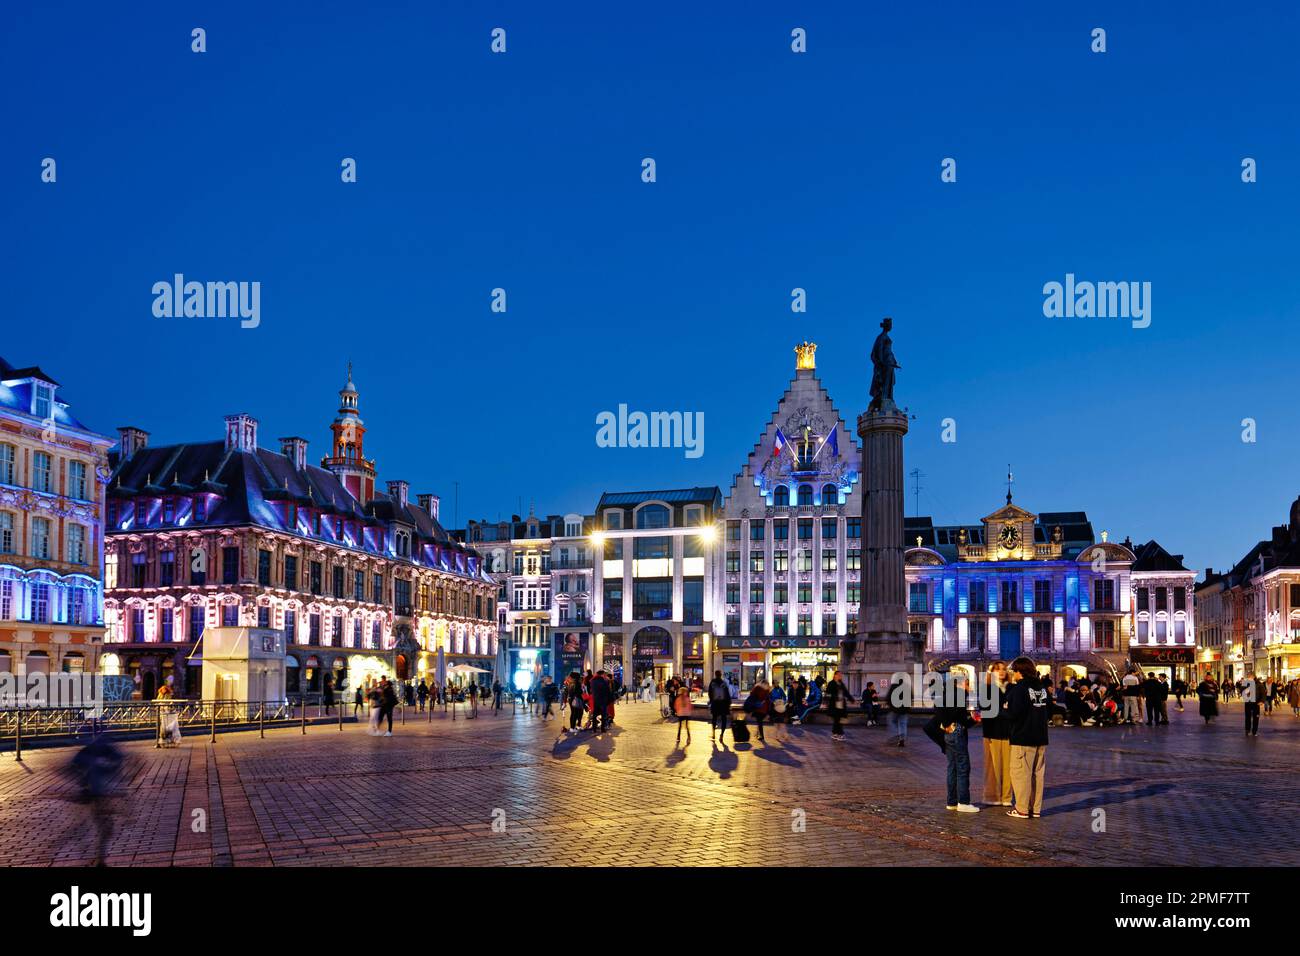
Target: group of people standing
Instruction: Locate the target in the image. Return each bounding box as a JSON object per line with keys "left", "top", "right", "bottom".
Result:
{"left": 560, "top": 670, "right": 617, "bottom": 734}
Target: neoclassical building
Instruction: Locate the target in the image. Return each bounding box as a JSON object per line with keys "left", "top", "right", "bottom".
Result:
{"left": 1127, "top": 539, "right": 1196, "bottom": 682}
{"left": 904, "top": 498, "right": 1136, "bottom": 682}
{"left": 0, "top": 356, "right": 114, "bottom": 677}
{"left": 102, "top": 370, "right": 496, "bottom": 699}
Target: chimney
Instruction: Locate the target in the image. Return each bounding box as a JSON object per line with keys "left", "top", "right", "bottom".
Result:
{"left": 417, "top": 493, "right": 440, "bottom": 519}
{"left": 279, "top": 436, "right": 308, "bottom": 471}
{"left": 117, "top": 426, "right": 150, "bottom": 461}
{"left": 224, "top": 413, "right": 258, "bottom": 453}
{"left": 387, "top": 480, "right": 409, "bottom": 508}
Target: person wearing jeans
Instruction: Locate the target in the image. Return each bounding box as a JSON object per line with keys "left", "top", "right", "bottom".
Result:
{"left": 885, "top": 678, "right": 910, "bottom": 747}
{"left": 1243, "top": 674, "right": 1261, "bottom": 736}
{"left": 936, "top": 673, "right": 979, "bottom": 812}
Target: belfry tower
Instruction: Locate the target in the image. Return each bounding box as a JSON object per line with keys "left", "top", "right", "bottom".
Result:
{"left": 321, "top": 362, "right": 377, "bottom": 502}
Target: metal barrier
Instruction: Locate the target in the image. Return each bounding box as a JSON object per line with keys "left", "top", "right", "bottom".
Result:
{"left": 0, "top": 695, "right": 340, "bottom": 753}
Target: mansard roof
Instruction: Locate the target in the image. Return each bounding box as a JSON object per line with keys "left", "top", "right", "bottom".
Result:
{"left": 0, "top": 355, "right": 107, "bottom": 440}
{"left": 906, "top": 510, "right": 1097, "bottom": 561}
{"left": 1130, "top": 539, "right": 1191, "bottom": 574}
{"left": 106, "top": 440, "right": 484, "bottom": 577}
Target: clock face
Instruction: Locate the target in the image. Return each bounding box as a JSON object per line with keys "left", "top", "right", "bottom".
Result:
{"left": 999, "top": 523, "right": 1020, "bottom": 549}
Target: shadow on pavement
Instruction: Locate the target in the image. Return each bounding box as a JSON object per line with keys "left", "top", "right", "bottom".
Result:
{"left": 708, "top": 741, "right": 739, "bottom": 779}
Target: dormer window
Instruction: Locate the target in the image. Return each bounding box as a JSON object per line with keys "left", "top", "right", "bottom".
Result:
{"left": 395, "top": 530, "right": 411, "bottom": 558}
{"left": 194, "top": 497, "right": 207, "bottom": 522}
{"left": 32, "top": 382, "right": 53, "bottom": 420}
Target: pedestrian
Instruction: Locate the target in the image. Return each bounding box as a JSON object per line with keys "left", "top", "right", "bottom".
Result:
{"left": 707, "top": 669, "right": 731, "bottom": 743}
{"left": 1243, "top": 672, "right": 1262, "bottom": 736}
{"left": 416, "top": 678, "right": 428, "bottom": 712}
{"left": 541, "top": 675, "right": 558, "bottom": 720}
{"left": 1288, "top": 679, "right": 1299, "bottom": 717}
{"left": 1155, "top": 674, "right": 1170, "bottom": 724}
{"left": 885, "top": 677, "right": 910, "bottom": 747}
{"left": 769, "top": 681, "right": 787, "bottom": 725}
{"left": 563, "top": 673, "right": 585, "bottom": 734}
{"left": 1142, "top": 671, "right": 1162, "bottom": 726}
{"left": 981, "top": 661, "right": 1013, "bottom": 807}
{"left": 861, "top": 681, "right": 879, "bottom": 726}
{"left": 1121, "top": 668, "right": 1142, "bottom": 724}
{"left": 353, "top": 685, "right": 364, "bottom": 718}
{"left": 1172, "top": 676, "right": 1187, "bottom": 712}
{"left": 1195, "top": 674, "right": 1218, "bottom": 724}
{"left": 1006, "top": 657, "right": 1049, "bottom": 819}
{"left": 69, "top": 732, "right": 124, "bottom": 866}
{"left": 321, "top": 673, "right": 335, "bottom": 715}
{"left": 673, "top": 684, "right": 693, "bottom": 747}
{"left": 379, "top": 676, "right": 397, "bottom": 736}
{"left": 935, "top": 673, "right": 979, "bottom": 813}
{"left": 823, "top": 670, "right": 853, "bottom": 741}
{"left": 795, "top": 675, "right": 822, "bottom": 725}
{"left": 743, "top": 680, "right": 771, "bottom": 743}
{"left": 589, "top": 670, "right": 612, "bottom": 734}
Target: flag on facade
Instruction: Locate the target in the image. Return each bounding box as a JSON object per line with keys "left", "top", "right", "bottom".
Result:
{"left": 826, "top": 427, "right": 839, "bottom": 458}
{"left": 771, "top": 428, "right": 788, "bottom": 459}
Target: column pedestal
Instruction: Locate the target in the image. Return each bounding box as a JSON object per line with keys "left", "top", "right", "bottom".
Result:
{"left": 844, "top": 405, "right": 924, "bottom": 695}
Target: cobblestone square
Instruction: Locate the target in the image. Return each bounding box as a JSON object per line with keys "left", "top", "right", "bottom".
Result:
{"left": 1, "top": 698, "right": 1291, "bottom": 868}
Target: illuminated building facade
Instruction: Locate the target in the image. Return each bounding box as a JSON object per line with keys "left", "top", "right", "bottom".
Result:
{"left": 903, "top": 500, "right": 1135, "bottom": 683}
{"left": 0, "top": 356, "right": 114, "bottom": 677}
{"left": 458, "top": 510, "right": 593, "bottom": 689}
{"left": 717, "top": 342, "right": 865, "bottom": 689}
{"left": 591, "top": 488, "right": 721, "bottom": 689}
{"left": 102, "top": 370, "right": 496, "bottom": 699}
{"left": 1201, "top": 498, "right": 1300, "bottom": 683}
{"left": 1127, "top": 540, "right": 1197, "bottom": 682}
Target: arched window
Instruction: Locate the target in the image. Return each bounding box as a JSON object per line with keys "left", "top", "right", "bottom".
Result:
{"left": 636, "top": 504, "right": 670, "bottom": 529}
{"left": 773, "top": 485, "right": 790, "bottom": 507}
{"left": 821, "top": 483, "right": 838, "bottom": 505}
{"left": 797, "top": 484, "right": 814, "bottom": 507}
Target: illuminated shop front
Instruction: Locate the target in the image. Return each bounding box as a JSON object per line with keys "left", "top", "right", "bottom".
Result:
{"left": 1130, "top": 646, "right": 1195, "bottom": 683}
{"left": 714, "top": 635, "right": 842, "bottom": 691}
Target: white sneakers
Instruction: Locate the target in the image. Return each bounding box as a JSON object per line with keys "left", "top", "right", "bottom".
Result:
{"left": 946, "top": 803, "right": 981, "bottom": 813}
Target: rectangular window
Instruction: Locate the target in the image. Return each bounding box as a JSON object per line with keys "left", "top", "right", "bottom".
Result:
{"left": 31, "top": 452, "right": 52, "bottom": 493}
{"left": 1094, "top": 619, "right": 1116, "bottom": 649}
{"left": 821, "top": 552, "right": 837, "bottom": 573}
{"left": 309, "top": 613, "right": 321, "bottom": 644}
{"left": 394, "top": 579, "right": 411, "bottom": 614}
{"left": 603, "top": 582, "right": 623, "bottom": 620}
{"left": 1000, "top": 580, "right": 1018, "bottom": 612}
{"left": 66, "top": 524, "right": 86, "bottom": 564}
{"left": 1174, "top": 587, "right": 1186, "bottom": 612}
{"left": 284, "top": 609, "right": 296, "bottom": 642}
{"left": 797, "top": 613, "right": 812, "bottom": 636}
{"left": 371, "top": 619, "right": 381, "bottom": 648}
{"left": 846, "top": 549, "right": 861, "bottom": 572}
{"left": 749, "top": 610, "right": 764, "bottom": 635}
{"left": 194, "top": 497, "right": 207, "bottom": 522}
{"left": 162, "top": 498, "right": 175, "bottom": 524}
{"left": 190, "top": 605, "right": 206, "bottom": 641}
{"left": 67, "top": 461, "right": 87, "bottom": 500}
{"left": 909, "top": 582, "right": 928, "bottom": 613}
{"left": 821, "top": 518, "right": 837, "bottom": 540}
{"left": 0, "top": 445, "right": 13, "bottom": 485}
{"left": 0, "top": 512, "right": 12, "bottom": 553}
{"left": 222, "top": 547, "right": 239, "bottom": 585}
{"left": 160, "top": 608, "right": 174, "bottom": 642}
{"left": 1136, "top": 587, "right": 1149, "bottom": 612}
{"left": 750, "top": 583, "right": 765, "bottom": 604}
{"left": 772, "top": 549, "right": 788, "bottom": 573}
{"left": 373, "top": 573, "right": 383, "bottom": 604}
{"left": 284, "top": 555, "right": 298, "bottom": 590}
{"left": 222, "top": 604, "right": 238, "bottom": 626}
{"left": 354, "top": 570, "right": 365, "bottom": 601}
{"left": 970, "top": 580, "right": 987, "bottom": 612}
{"left": 1155, "top": 587, "right": 1167, "bottom": 612}
{"left": 332, "top": 566, "right": 344, "bottom": 598}
{"left": 310, "top": 561, "right": 322, "bottom": 595}
{"left": 31, "top": 517, "right": 51, "bottom": 559}
{"left": 773, "top": 615, "right": 789, "bottom": 636}
{"left": 822, "top": 582, "right": 836, "bottom": 602}
{"left": 1034, "top": 620, "right": 1052, "bottom": 650}
{"left": 32, "top": 383, "right": 52, "bottom": 420}
{"left": 846, "top": 518, "right": 861, "bottom": 539}
{"left": 726, "top": 521, "right": 741, "bottom": 541}
{"left": 257, "top": 550, "right": 271, "bottom": 586}
{"left": 750, "top": 522, "right": 765, "bottom": 542}
{"left": 969, "top": 619, "right": 987, "bottom": 652}
{"left": 1175, "top": 619, "right": 1186, "bottom": 643}
{"left": 1093, "top": 579, "right": 1116, "bottom": 612}
{"left": 773, "top": 522, "right": 789, "bottom": 542}
{"left": 1156, "top": 619, "right": 1168, "bottom": 643}
{"left": 797, "top": 583, "right": 812, "bottom": 604}
{"left": 726, "top": 550, "right": 740, "bottom": 573}
{"left": 130, "top": 551, "right": 146, "bottom": 587}
{"left": 773, "top": 582, "right": 788, "bottom": 604}
{"left": 1034, "top": 579, "right": 1052, "bottom": 613}
{"left": 31, "top": 583, "right": 50, "bottom": 623}
{"left": 750, "top": 554, "right": 765, "bottom": 574}
{"left": 726, "top": 583, "right": 739, "bottom": 604}
{"left": 847, "top": 583, "right": 861, "bottom": 603}
{"left": 797, "top": 518, "right": 813, "bottom": 540}
{"left": 257, "top": 605, "right": 270, "bottom": 629}
{"left": 796, "top": 551, "right": 812, "bottom": 573}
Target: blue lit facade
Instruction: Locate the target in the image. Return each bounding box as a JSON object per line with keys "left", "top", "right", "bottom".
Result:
{"left": 904, "top": 499, "right": 1135, "bottom": 682}
{"left": 0, "top": 356, "right": 115, "bottom": 676}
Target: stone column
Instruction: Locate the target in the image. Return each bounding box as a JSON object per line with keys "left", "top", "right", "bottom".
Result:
{"left": 845, "top": 406, "right": 924, "bottom": 695}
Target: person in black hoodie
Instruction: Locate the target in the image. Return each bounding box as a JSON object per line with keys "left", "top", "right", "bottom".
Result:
{"left": 1006, "top": 657, "right": 1049, "bottom": 819}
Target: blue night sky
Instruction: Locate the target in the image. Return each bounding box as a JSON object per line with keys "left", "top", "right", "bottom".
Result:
{"left": 3, "top": 0, "right": 1299, "bottom": 574}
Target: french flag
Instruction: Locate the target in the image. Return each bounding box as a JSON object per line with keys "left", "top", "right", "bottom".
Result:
{"left": 771, "top": 428, "right": 788, "bottom": 459}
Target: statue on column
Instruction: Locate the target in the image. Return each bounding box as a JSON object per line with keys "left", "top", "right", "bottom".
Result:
{"left": 868, "top": 317, "right": 900, "bottom": 413}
